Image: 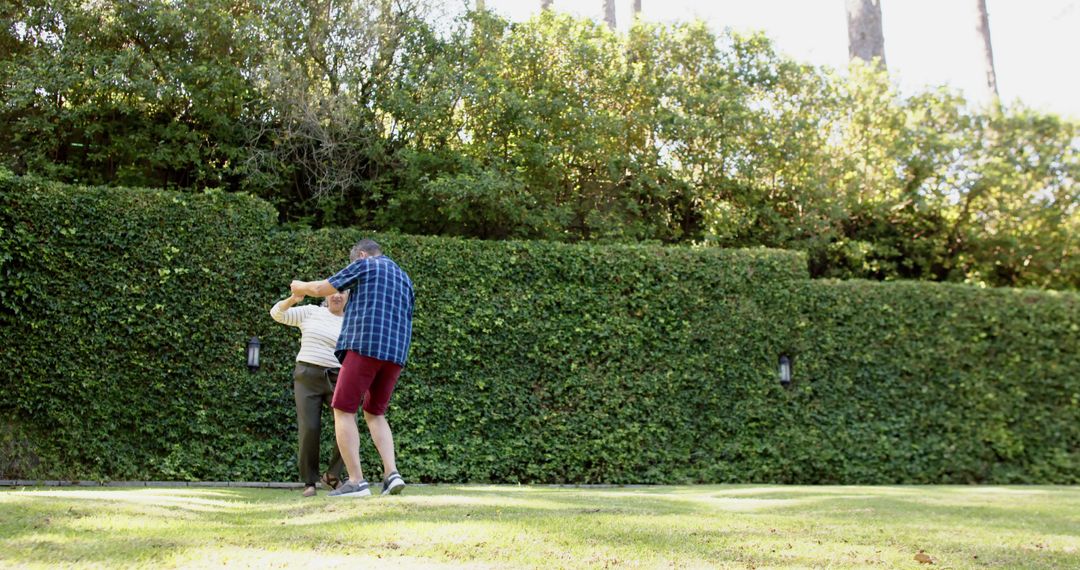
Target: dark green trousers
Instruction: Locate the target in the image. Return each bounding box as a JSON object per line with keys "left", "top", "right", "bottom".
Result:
{"left": 293, "top": 362, "right": 344, "bottom": 486}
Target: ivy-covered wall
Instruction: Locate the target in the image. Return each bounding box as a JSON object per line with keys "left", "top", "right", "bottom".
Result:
{"left": 2, "top": 174, "right": 1077, "bottom": 483}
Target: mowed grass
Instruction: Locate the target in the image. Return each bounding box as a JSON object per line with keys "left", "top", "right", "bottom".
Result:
{"left": 1, "top": 484, "right": 1079, "bottom": 569}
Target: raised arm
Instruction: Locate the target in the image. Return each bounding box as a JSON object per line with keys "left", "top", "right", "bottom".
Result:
{"left": 290, "top": 279, "right": 339, "bottom": 298}
{"left": 270, "top": 293, "right": 308, "bottom": 326}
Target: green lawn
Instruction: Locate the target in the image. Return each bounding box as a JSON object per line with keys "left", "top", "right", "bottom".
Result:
{"left": 2, "top": 484, "right": 1078, "bottom": 568}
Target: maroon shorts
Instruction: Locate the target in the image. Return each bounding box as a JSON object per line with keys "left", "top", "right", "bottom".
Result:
{"left": 331, "top": 351, "right": 402, "bottom": 415}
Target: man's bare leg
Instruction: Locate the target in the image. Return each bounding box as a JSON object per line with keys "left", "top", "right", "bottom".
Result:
{"left": 334, "top": 409, "right": 364, "bottom": 483}
{"left": 364, "top": 410, "right": 397, "bottom": 478}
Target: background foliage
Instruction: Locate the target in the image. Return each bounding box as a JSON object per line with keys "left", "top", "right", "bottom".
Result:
{"left": 2, "top": 1, "right": 1077, "bottom": 289}
{"left": 2, "top": 174, "right": 1077, "bottom": 483}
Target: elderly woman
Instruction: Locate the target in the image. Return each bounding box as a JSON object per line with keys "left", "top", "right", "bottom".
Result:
{"left": 270, "top": 289, "right": 349, "bottom": 497}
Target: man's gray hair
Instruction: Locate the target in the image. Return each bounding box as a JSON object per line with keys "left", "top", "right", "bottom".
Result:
{"left": 350, "top": 239, "right": 382, "bottom": 262}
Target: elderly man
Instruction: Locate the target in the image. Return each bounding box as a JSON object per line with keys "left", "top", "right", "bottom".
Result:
{"left": 290, "top": 238, "right": 415, "bottom": 497}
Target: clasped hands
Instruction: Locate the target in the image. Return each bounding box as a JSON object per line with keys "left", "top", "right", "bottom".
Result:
{"left": 289, "top": 280, "right": 307, "bottom": 302}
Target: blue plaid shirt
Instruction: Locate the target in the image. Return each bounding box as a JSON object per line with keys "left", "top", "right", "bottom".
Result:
{"left": 328, "top": 255, "right": 415, "bottom": 367}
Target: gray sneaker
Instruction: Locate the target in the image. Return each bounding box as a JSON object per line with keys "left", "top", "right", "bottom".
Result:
{"left": 327, "top": 480, "right": 371, "bottom": 498}
{"left": 382, "top": 471, "right": 406, "bottom": 496}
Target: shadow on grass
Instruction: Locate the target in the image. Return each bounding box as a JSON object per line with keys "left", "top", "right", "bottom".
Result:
{"left": 2, "top": 486, "right": 1078, "bottom": 568}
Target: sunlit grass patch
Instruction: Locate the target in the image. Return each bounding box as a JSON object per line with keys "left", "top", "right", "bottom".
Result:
{"left": 2, "top": 485, "right": 1078, "bottom": 568}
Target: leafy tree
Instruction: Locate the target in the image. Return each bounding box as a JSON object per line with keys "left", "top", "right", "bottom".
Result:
{"left": 1, "top": 1, "right": 1075, "bottom": 289}
{"left": 0, "top": 0, "right": 262, "bottom": 189}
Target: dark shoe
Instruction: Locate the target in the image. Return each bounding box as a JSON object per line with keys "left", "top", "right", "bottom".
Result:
{"left": 328, "top": 480, "right": 371, "bottom": 498}
{"left": 302, "top": 485, "right": 317, "bottom": 498}
{"left": 321, "top": 472, "right": 341, "bottom": 490}
{"left": 381, "top": 471, "right": 405, "bottom": 496}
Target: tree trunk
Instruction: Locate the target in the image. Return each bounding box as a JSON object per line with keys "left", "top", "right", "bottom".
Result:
{"left": 975, "top": 0, "right": 999, "bottom": 100}
{"left": 846, "top": 0, "right": 886, "bottom": 69}
{"left": 541, "top": 0, "right": 552, "bottom": 10}
{"left": 604, "top": 0, "right": 616, "bottom": 29}
{"left": 634, "top": 0, "right": 642, "bottom": 17}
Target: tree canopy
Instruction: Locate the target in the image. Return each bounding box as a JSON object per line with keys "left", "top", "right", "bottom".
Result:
{"left": 2, "top": 1, "right": 1077, "bottom": 289}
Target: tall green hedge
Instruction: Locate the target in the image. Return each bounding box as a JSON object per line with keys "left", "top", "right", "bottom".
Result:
{"left": 788, "top": 281, "right": 1080, "bottom": 483}
{"left": 2, "top": 173, "right": 1078, "bottom": 483}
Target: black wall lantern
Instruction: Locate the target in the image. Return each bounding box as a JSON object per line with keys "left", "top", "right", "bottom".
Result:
{"left": 246, "top": 336, "right": 261, "bottom": 373}
{"left": 778, "top": 354, "right": 792, "bottom": 388}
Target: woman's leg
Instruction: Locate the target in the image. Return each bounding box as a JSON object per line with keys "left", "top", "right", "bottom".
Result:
{"left": 294, "top": 364, "right": 326, "bottom": 487}
{"left": 322, "top": 369, "right": 345, "bottom": 483}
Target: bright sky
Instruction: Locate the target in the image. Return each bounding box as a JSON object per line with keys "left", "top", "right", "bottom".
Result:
{"left": 469, "top": 0, "right": 1080, "bottom": 119}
